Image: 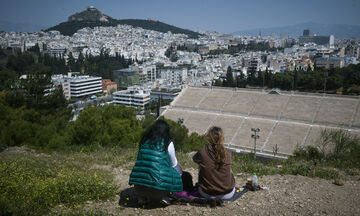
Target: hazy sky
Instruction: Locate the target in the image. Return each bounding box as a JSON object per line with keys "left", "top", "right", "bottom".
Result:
{"left": 1, "top": 0, "right": 360, "bottom": 33}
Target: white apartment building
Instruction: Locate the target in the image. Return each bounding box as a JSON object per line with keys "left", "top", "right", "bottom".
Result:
{"left": 158, "top": 68, "right": 188, "bottom": 85}
{"left": 141, "top": 64, "right": 156, "bottom": 83}
{"left": 46, "top": 47, "right": 66, "bottom": 58}
{"left": 51, "top": 74, "right": 71, "bottom": 99}
{"left": 112, "top": 87, "right": 150, "bottom": 109}
{"left": 248, "top": 57, "right": 260, "bottom": 72}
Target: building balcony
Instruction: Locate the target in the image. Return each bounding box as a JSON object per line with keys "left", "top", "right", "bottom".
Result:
{"left": 71, "top": 89, "right": 102, "bottom": 97}
{"left": 70, "top": 80, "right": 102, "bottom": 87}
{"left": 71, "top": 87, "right": 102, "bottom": 94}
{"left": 71, "top": 83, "right": 102, "bottom": 90}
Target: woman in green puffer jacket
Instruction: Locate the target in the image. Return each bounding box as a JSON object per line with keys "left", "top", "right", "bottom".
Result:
{"left": 129, "top": 119, "right": 183, "bottom": 206}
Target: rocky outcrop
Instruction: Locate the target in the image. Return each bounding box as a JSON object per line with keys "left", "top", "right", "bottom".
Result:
{"left": 68, "top": 6, "right": 109, "bottom": 22}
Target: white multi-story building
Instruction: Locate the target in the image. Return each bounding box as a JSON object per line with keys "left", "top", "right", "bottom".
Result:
{"left": 51, "top": 73, "right": 102, "bottom": 99}
{"left": 112, "top": 87, "right": 150, "bottom": 109}
{"left": 69, "top": 75, "right": 102, "bottom": 98}
{"left": 316, "top": 57, "right": 345, "bottom": 69}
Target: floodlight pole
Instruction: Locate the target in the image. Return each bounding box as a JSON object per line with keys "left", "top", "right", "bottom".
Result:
{"left": 251, "top": 128, "right": 260, "bottom": 159}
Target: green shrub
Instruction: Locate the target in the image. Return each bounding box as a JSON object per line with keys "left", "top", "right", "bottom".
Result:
{"left": 182, "top": 133, "right": 207, "bottom": 152}
{"left": 68, "top": 105, "right": 142, "bottom": 148}
{"left": 293, "top": 145, "right": 324, "bottom": 161}
{"left": 0, "top": 155, "right": 117, "bottom": 216}
{"left": 293, "top": 129, "right": 360, "bottom": 168}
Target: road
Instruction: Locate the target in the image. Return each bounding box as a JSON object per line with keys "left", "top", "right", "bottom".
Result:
{"left": 69, "top": 95, "right": 113, "bottom": 120}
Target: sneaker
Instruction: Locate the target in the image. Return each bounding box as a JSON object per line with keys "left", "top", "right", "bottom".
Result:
{"left": 160, "top": 197, "right": 171, "bottom": 207}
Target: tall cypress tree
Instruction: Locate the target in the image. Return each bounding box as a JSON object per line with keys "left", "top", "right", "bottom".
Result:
{"left": 67, "top": 52, "right": 76, "bottom": 72}
{"left": 226, "top": 66, "right": 234, "bottom": 87}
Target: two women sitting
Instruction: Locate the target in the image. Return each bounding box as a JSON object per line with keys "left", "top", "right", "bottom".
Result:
{"left": 129, "top": 119, "right": 236, "bottom": 206}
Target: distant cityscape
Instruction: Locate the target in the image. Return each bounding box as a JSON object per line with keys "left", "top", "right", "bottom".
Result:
{"left": 1, "top": 6, "right": 359, "bottom": 111}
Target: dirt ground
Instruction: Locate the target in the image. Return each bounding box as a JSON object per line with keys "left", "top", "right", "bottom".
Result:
{"left": 91, "top": 167, "right": 360, "bottom": 216}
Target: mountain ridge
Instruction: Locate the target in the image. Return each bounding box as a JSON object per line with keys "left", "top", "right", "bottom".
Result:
{"left": 0, "top": 20, "right": 48, "bottom": 33}
{"left": 232, "top": 22, "right": 360, "bottom": 38}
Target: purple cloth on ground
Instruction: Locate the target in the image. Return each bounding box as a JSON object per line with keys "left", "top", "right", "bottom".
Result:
{"left": 174, "top": 187, "right": 200, "bottom": 198}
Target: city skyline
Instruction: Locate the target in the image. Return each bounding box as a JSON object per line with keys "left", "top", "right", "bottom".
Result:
{"left": 1, "top": 0, "right": 360, "bottom": 33}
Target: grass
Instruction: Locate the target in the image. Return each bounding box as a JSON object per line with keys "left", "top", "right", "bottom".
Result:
{"left": 52, "top": 145, "right": 138, "bottom": 170}
{"left": 231, "top": 153, "right": 344, "bottom": 180}
{"left": 49, "top": 207, "right": 118, "bottom": 216}
{"left": 0, "top": 148, "right": 119, "bottom": 216}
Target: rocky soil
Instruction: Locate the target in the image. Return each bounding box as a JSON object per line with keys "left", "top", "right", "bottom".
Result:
{"left": 91, "top": 167, "right": 360, "bottom": 216}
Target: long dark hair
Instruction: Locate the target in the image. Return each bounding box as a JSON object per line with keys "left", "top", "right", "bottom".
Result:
{"left": 139, "top": 119, "right": 171, "bottom": 150}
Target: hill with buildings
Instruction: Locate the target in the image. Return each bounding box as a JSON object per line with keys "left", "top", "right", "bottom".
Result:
{"left": 232, "top": 22, "right": 360, "bottom": 38}
{"left": 46, "top": 6, "right": 201, "bottom": 38}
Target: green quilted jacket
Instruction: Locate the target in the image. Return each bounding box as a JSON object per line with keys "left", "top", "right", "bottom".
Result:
{"left": 129, "top": 139, "right": 183, "bottom": 192}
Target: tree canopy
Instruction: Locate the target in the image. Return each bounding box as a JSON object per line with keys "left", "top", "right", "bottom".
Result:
{"left": 214, "top": 63, "right": 360, "bottom": 95}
